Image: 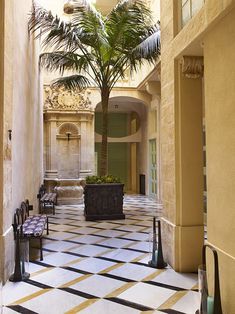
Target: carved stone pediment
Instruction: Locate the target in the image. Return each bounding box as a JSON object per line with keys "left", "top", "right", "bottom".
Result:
{"left": 44, "top": 85, "right": 92, "bottom": 111}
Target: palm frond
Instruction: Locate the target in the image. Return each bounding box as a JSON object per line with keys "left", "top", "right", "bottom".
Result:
{"left": 39, "top": 52, "right": 90, "bottom": 75}
{"left": 72, "top": 0, "right": 104, "bottom": 26}
{"left": 132, "top": 28, "right": 161, "bottom": 60}
{"left": 104, "top": 0, "right": 155, "bottom": 62}
{"left": 71, "top": 1, "right": 108, "bottom": 52}
{"left": 73, "top": 0, "right": 102, "bottom": 17}
{"left": 29, "top": 0, "right": 161, "bottom": 92}
{"left": 29, "top": 2, "right": 105, "bottom": 52}
{"left": 109, "top": 23, "right": 160, "bottom": 77}
{"left": 29, "top": 3, "right": 78, "bottom": 51}
{"left": 106, "top": 0, "right": 153, "bottom": 33}
{"left": 110, "top": 0, "right": 152, "bottom": 19}
{"left": 29, "top": 2, "right": 103, "bottom": 85}
{"left": 51, "top": 75, "right": 90, "bottom": 90}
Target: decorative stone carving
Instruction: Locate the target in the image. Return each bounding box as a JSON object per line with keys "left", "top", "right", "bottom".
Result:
{"left": 44, "top": 86, "right": 92, "bottom": 111}
{"left": 56, "top": 122, "right": 63, "bottom": 128}
{"left": 58, "top": 122, "right": 79, "bottom": 136}
{"left": 181, "top": 56, "right": 204, "bottom": 79}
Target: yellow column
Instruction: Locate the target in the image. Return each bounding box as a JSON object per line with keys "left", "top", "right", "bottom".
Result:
{"left": 161, "top": 62, "right": 204, "bottom": 272}
{"left": 160, "top": 0, "right": 204, "bottom": 273}
{"left": 176, "top": 65, "right": 204, "bottom": 271}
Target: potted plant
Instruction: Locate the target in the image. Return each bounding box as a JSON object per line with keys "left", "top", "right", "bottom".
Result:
{"left": 29, "top": 0, "right": 160, "bottom": 177}
{"left": 84, "top": 175, "right": 125, "bottom": 221}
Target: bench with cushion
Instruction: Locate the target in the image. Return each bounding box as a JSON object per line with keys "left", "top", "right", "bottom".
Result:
{"left": 37, "top": 184, "right": 57, "bottom": 215}
{"left": 12, "top": 200, "right": 49, "bottom": 261}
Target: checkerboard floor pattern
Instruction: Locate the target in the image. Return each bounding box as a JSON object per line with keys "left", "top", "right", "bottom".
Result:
{"left": 3, "top": 195, "right": 200, "bottom": 314}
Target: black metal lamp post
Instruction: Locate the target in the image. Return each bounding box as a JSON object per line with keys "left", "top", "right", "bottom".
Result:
{"left": 148, "top": 217, "right": 167, "bottom": 269}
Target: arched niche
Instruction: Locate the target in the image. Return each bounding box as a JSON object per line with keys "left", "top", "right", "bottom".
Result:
{"left": 56, "top": 122, "right": 81, "bottom": 179}
{"left": 57, "top": 122, "right": 80, "bottom": 140}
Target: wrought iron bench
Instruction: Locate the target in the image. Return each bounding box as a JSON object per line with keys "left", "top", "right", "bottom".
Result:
{"left": 37, "top": 184, "right": 57, "bottom": 215}
{"left": 12, "top": 200, "right": 49, "bottom": 261}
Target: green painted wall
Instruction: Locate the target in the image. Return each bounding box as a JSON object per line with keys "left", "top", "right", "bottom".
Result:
{"left": 95, "top": 142, "right": 129, "bottom": 190}
{"left": 95, "top": 112, "right": 129, "bottom": 137}
{"left": 95, "top": 112, "right": 131, "bottom": 189}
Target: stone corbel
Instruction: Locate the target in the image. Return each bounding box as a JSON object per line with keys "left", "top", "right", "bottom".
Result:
{"left": 145, "top": 81, "right": 161, "bottom": 110}
{"left": 145, "top": 81, "right": 161, "bottom": 96}
{"left": 181, "top": 56, "right": 204, "bottom": 79}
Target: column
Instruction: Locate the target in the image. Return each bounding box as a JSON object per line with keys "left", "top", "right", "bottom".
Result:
{"left": 79, "top": 113, "right": 94, "bottom": 178}
{"left": 44, "top": 114, "right": 58, "bottom": 178}
{"left": 161, "top": 58, "right": 204, "bottom": 272}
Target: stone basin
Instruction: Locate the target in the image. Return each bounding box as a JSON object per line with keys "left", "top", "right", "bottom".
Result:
{"left": 54, "top": 178, "right": 85, "bottom": 205}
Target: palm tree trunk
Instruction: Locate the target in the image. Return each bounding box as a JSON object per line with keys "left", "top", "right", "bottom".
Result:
{"left": 100, "top": 88, "right": 110, "bottom": 176}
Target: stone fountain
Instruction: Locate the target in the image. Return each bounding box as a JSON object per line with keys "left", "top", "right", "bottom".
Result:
{"left": 43, "top": 85, "right": 95, "bottom": 205}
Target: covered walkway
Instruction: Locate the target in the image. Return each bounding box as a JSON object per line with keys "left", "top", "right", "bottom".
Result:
{"left": 3, "top": 195, "right": 199, "bottom": 314}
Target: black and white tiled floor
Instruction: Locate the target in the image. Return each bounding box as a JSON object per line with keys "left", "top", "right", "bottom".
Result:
{"left": 3, "top": 195, "right": 200, "bottom": 314}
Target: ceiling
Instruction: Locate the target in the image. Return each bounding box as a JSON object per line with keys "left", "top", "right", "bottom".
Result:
{"left": 95, "top": 97, "right": 146, "bottom": 115}
{"left": 37, "top": 0, "right": 118, "bottom": 17}
{"left": 95, "top": 0, "right": 118, "bottom": 14}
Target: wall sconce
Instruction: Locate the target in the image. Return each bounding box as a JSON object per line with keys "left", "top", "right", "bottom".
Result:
{"left": 114, "top": 104, "right": 119, "bottom": 109}
{"left": 66, "top": 131, "right": 72, "bottom": 141}
{"left": 8, "top": 129, "right": 12, "bottom": 141}
{"left": 63, "top": 1, "right": 75, "bottom": 14}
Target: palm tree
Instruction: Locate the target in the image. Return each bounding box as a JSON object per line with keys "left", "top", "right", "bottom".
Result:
{"left": 29, "top": 0, "right": 160, "bottom": 176}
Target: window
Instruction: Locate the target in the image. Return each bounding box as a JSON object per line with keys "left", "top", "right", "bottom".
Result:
{"left": 181, "top": 0, "right": 204, "bottom": 27}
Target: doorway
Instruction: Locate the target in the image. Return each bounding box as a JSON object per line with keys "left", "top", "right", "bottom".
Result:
{"left": 149, "top": 139, "right": 157, "bottom": 197}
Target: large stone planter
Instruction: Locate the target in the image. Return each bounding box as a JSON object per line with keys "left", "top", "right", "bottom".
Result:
{"left": 84, "top": 183, "right": 125, "bottom": 221}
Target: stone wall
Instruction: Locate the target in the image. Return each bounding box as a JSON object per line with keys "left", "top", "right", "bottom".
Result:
{"left": 160, "top": 0, "right": 178, "bottom": 269}
{"left": 0, "top": 0, "right": 43, "bottom": 281}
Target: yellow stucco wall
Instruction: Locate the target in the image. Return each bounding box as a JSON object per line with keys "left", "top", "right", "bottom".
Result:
{"left": 0, "top": 0, "right": 14, "bottom": 283}
{"left": 0, "top": 0, "right": 43, "bottom": 281}
{"left": 160, "top": 0, "right": 235, "bottom": 311}
{"left": 204, "top": 7, "right": 235, "bottom": 313}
